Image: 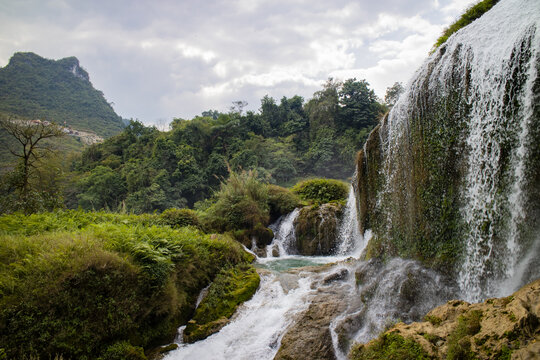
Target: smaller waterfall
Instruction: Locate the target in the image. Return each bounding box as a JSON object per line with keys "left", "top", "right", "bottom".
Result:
{"left": 266, "top": 208, "right": 300, "bottom": 257}
{"left": 165, "top": 272, "right": 316, "bottom": 360}
{"left": 336, "top": 185, "right": 364, "bottom": 257}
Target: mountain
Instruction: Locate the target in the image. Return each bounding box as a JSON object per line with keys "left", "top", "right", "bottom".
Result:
{"left": 0, "top": 52, "right": 125, "bottom": 138}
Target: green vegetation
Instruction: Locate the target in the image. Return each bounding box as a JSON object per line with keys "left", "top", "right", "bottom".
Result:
{"left": 424, "top": 314, "right": 442, "bottom": 326}
{"left": 0, "top": 210, "right": 253, "bottom": 359}
{"left": 160, "top": 208, "right": 201, "bottom": 229}
{"left": 349, "top": 332, "right": 431, "bottom": 360}
{"left": 201, "top": 170, "right": 300, "bottom": 248}
{"left": 267, "top": 184, "right": 302, "bottom": 221}
{"left": 0, "top": 52, "right": 125, "bottom": 138}
{"left": 60, "top": 77, "right": 381, "bottom": 214}
{"left": 183, "top": 263, "right": 260, "bottom": 342}
{"left": 446, "top": 310, "right": 483, "bottom": 360}
{"left": 432, "top": 0, "right": 499, "bottom": 51}
{"left": 202, "top": 170, "right": 270, "bottom": 232}
{"left": 292, "top": 178, "right": 349, "bottom": 204}
{"left": 0, "top": 116, "right": 66, "bottom": 214}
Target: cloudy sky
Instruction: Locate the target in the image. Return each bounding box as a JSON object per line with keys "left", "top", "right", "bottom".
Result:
{"left": 0, "top": 0, "right": 478, "bottom": 126}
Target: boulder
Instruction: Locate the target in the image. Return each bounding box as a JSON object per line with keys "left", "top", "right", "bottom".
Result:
{"left": 293, "top": 203, "right": 343, "bottom": 255}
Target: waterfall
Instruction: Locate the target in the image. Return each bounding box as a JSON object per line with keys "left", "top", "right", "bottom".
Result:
{"left": 449, "top": 0, "right": 540, "bottom": 302}
{"left": 336, "top": 185, "right": 364, "bottom": 257}
{"left": 164, "top": 273, "right": 316, "bottom": 360}
{"left": 329, "top": 258, "right": 456, "bottom": 360}
{"left": 371, "top": 0, "right": 540, "bottom": 303}
{"left": 160, "top": 2, "right": 540, "bottom": 359}
{"left": 266, "top": 208, "right": 300, "bottom": 257}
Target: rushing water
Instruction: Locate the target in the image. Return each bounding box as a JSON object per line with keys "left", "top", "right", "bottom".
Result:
{"left": 266, "top": 208, "right": 300, "bottom": 257}
{"left": 164, "top": 272, "right": 316, "bottom": 360}
{"left": 449, "top": 0, "right": 540, "bottom": 302}
{"left": 336, "top": 185, "right": 363, "bottom": 257}
{"left": 163, "top": 3, "right": 540, "bottom": 356}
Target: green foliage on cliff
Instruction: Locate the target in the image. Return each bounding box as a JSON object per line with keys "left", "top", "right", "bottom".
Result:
{"left": 432, "top": 0, "right": 499, "bottom": 51}
{"left": 0, "top": 52, "right": 125, "bottom": 138}
{"left": 0, "top": 210, "right": 253, "bottom": 359}
{"left": 292, "top": 178, "right": 349, "bottom": 204}
{"left": 183, "top": 263, "right": 260, "bottom": 343}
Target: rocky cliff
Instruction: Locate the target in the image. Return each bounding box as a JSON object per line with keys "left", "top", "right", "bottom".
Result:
{"left": 350, "top": 278, "right": 540, "bottom": 359}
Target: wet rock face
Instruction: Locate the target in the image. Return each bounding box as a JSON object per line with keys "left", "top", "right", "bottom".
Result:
{"left": 293, "top": 203, "right": 343, "bottom": 255}
{"left": 274, "top": 267, "right": 353, "bottom": 360}
{"left": 333, "top": 258, "right": 457, "bottom": 356}
{"left": 351, "top": 278, "right": 540, "bottom": 360}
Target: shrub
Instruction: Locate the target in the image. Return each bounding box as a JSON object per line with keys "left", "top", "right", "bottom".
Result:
{"left": 267, "top": 184, "right": 301, "bottom": 221}
{"left": 99, "top": 341, "right": 147, "bottom": 360}
{"left": 160, "top": 208, "right": 201, "bottom": 228}
{"left": 349, "top": 332, "right": 430, "bottom": 360}
{"left": 202, "top": 170, "right": 270, "bottom": 232}
{"left": 292, "top": 178, "right": 348, "bottom": 204}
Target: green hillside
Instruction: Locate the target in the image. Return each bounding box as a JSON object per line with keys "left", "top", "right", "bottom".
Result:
{"left": 0, "top": 52, "right": 125, "bottom": 138}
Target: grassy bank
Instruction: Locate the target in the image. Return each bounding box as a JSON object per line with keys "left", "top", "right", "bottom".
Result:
{"left": 0, "top": 210, "right": 254, "bottom": 359}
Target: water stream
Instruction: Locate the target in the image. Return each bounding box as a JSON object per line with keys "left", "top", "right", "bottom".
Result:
{"left": 165, "top": 187, "right": 371, "bottom": 359}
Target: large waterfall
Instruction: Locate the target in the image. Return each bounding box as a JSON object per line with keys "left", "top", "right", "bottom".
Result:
{"left": 362, "top": 0, "right": 540, "bottom": 303}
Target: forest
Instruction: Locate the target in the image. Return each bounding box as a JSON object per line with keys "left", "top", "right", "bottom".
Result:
{"left": 1, "top": 77, "right": 399, "bottom": 215}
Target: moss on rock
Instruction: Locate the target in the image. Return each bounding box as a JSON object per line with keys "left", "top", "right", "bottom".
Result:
{"left": 183, "top": 263, "right": 260, "bottom": 343}
{"left": 293, "top": 203, "right": 343, "bottom": 255}
{"left": 349, "top": 279, "right": 540, "bottom": 360}
{"left": 349, "top": 332, "right": 431, "bottom": 360}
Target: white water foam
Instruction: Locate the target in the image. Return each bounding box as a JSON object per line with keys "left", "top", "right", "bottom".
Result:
{"left": 379, "top": 0, "right": 540, "bottom": 302}
{"left": 452, "top": 0, "right": 540, "bottom": 302}
{"left": 164, "top": 272, "right": 316, "bottom": 360}
{"left": 266, "top": 208, "right": 300, "bottom": 257}
{"left": 336, "top": 185, "right": 365, "bottom": 257}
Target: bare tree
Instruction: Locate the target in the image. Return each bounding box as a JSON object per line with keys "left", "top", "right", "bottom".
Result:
{"left": 229, "top": 100, "right": 248, "bottom": 115}
{"left": 0, "top": 116, "right": 65, "bottom": 211}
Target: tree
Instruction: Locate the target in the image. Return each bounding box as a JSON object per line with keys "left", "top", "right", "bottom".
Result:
{"left": 338, "top": 78, "right": 380, "bottom": 129}
{"left": 0, "top": 116, "right": 65, "bottom": 213}
{"left": 384, "top": 82, "right": 404, "bottom": 107}
{"left": 230, "top": 100, "right": 248, "bottom": 115}
{"left": 77, "top": 165, "right": 126, "bottom": 210}
{"left": 305, "top": 78, "right": 341, "bottom": 140}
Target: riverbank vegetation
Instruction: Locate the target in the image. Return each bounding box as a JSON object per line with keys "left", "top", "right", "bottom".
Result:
{"left": 0, "top": 210, "right": 254, "bottom": 359}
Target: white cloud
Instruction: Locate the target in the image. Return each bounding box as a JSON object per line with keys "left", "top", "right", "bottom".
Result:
{"left": 0, "top": 0, "right": 480, "bottom": 123}
{"left": 176, "top": 43, "right": 216, "bottom": 63}
{"left": 442, "top": 0, "right": 478, "bottom": 14}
